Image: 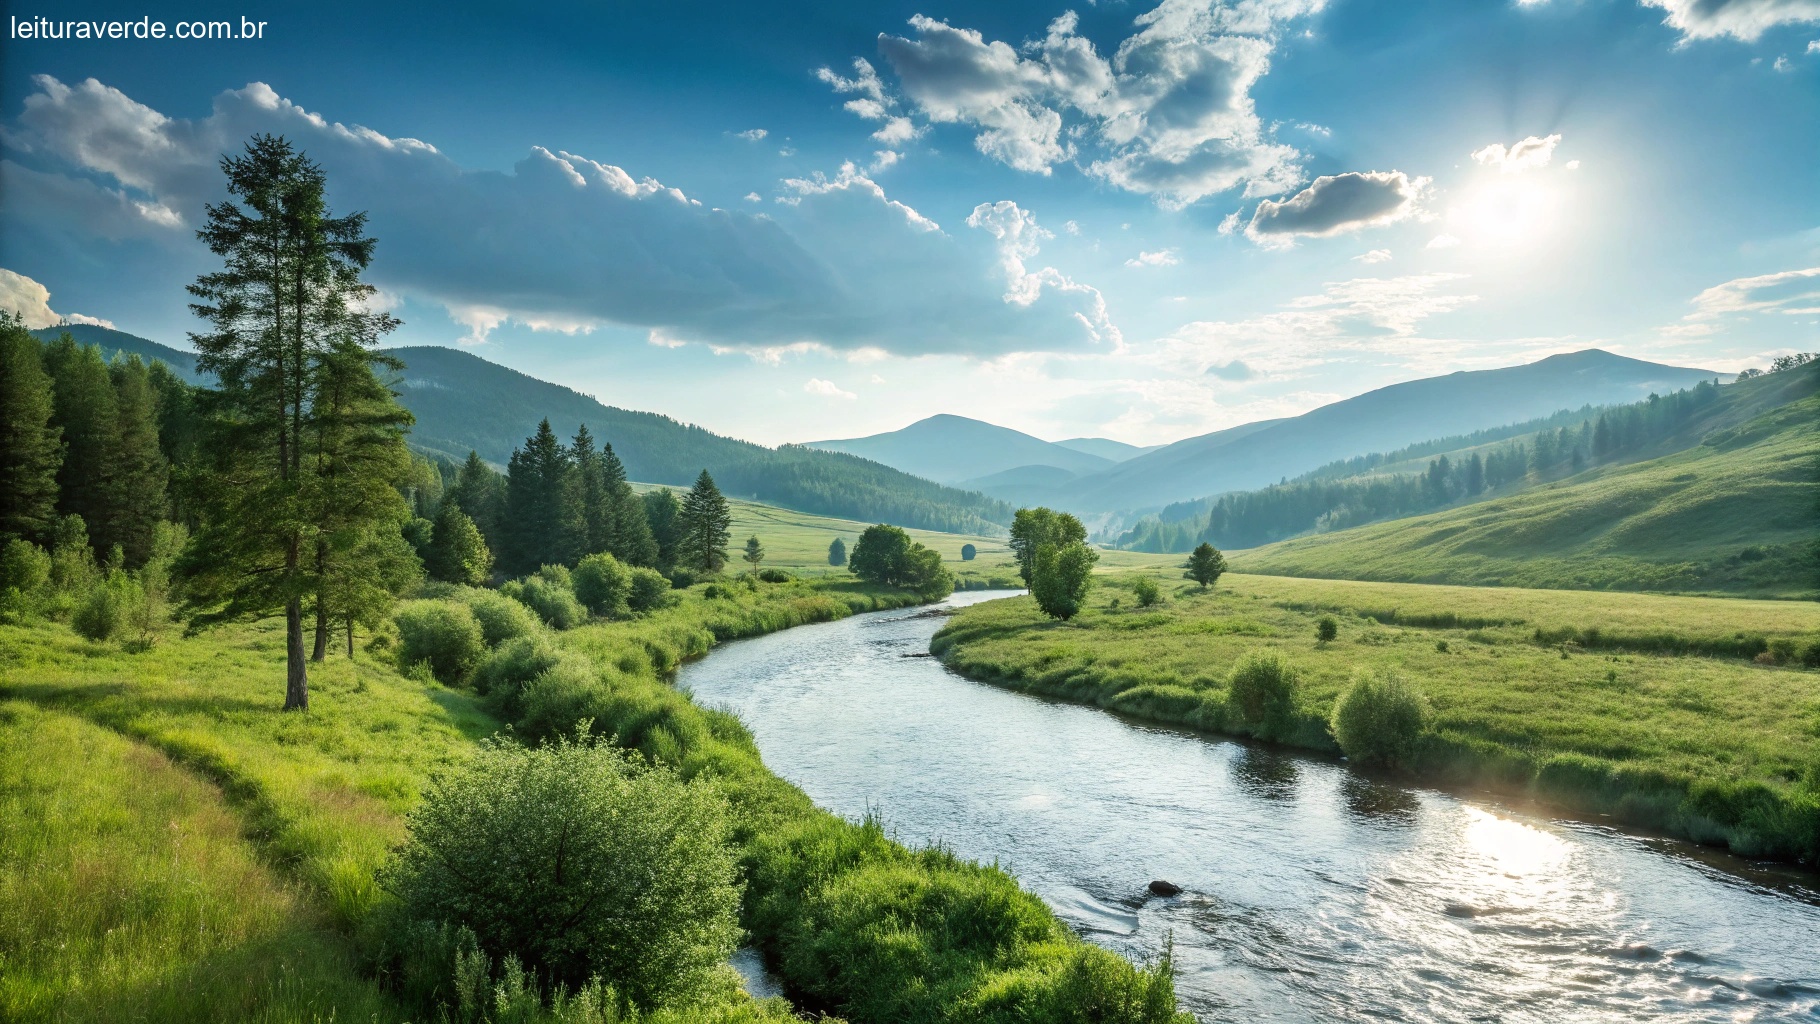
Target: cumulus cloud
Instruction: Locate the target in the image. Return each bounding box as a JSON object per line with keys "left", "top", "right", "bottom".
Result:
{"left": 1205, "top": 358, "right": 1255, "bottom": 380}
{"left": 1426, "top": 233, "right": 1461, "bottom": 249}
{"left": 804, "top": 377, "right": 858, "bottom": 399}
{"left": 0, "top": 267, "right": 114, "bottom": 329}
{"left": 3, "top": 76, "right": 1119, "bottom": 358}
{"left": 1245, "top": 170, "right": 1427, "bottom": 242}
{"left": 1353, "top": 249, "right": 1392, "bottom": 264}
{"left": 1639, "top": 0, "right": 1820, "bottom": 41}
{"left": 824, "top": 1, "right": 1320, "bottom": 207}
{"left": 733, "top": 128, "right": 769, "bottom": 140}
{"left": 1126, "top": 248, "right": 1180, "bottom": 267}
{"left": 964, "top": 200, "right": 1122, "bottom": 345}
{"left": 1471, "top": 134, "right": 1561, "bottom": 172}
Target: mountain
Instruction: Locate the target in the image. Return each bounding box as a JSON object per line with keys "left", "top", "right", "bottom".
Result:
{"left": 1057, "top": 350, "right": 1720, "bottom": 515}
{"left": 803, "top": 414, "right": 1115, "bottom": 483}
{"left": 1230, "top": 360, "right": 1820, "bottom": 596}
{"left": 1054, "top": 437, "right": 1157, "bottom": 462}
{"left": 29, "top": 324, "right": 204, "bottom": 383}
{"left": 27, "top": 327, "right": 1012, "bottom": 535}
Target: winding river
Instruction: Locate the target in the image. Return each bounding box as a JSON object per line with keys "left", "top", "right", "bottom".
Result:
{"left": 682, "top": 591, "right": 1820, "bottom": 1023}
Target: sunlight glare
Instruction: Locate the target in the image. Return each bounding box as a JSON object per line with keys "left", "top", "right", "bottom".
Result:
{"left": 1450, "top": 177, "right": 1561, "bottom": 250}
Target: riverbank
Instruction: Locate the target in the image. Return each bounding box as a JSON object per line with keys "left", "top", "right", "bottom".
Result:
{"left": 0, "top": 577, "right": 1191, "bottom": 1023}
{"left": 931, "top": 574, "right": 1820, "bottom": 866}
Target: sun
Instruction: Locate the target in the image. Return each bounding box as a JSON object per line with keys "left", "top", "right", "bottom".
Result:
{"left": 1449, "top": 176, "right": 1561, "bottom": 249}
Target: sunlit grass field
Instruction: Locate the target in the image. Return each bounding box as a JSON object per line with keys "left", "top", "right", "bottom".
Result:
{"left": 933, "top": 571, "right": 1820, "bottom": 861}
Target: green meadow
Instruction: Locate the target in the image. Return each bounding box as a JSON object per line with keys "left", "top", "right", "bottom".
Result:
{"left": 932, "top": 572, "right": 1820, "bottom": 863}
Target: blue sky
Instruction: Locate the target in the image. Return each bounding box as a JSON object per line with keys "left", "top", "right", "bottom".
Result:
{"left": 2, "top": 0, "right": 1816, "bottom": 446}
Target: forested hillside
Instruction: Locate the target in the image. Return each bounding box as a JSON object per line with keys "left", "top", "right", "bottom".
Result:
{"left": 1229, "top": 359, "right": 1820, "bottom": 595}
{"left": 25, "top": 327, "right": 1012, "bottom": 536}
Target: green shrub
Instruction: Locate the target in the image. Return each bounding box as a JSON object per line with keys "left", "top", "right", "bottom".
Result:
{"left": 573, "top": 553, "right": 633, "bottom": 617}
{"left": 461, "top": 588, "right": 540, "bottom": 648}
{"left": 0, "top": 538, "right": 51, "bottom": 620}
{"left": 394, "top": 599, "right": 487, "bottom": 683}
{"left": 626, "top": 567, "right": 676, "bottom": 613}
{"left": 1803, "top": 640, "right": 1820, "bottom": 669}
{"left": 516, "top": 661, "right": 609, "bottom": 742}
{"left": 757, "top": 568, "right": 794, "bottom": 584}
{"left": 1316, "top": 615, "right": 1338, "bottom": 642}
{"left": 383, "top": 735, "right": 741, "bottom": 1009}
{"left": 1330, "top": 669, "right": 1430, "bottom": 768}
{"left": 1131, "top": 576, "right": 1160, "bottom": 608}
{"left": 666, "top": 567, "right": 701, "bottom": 589}
{"left": 472, "top": 633, "right": 568, "bottom": 717}
{"left": 1766, "top": 638, "right": 1798, "bottom": 665}
{"left": 71, "top": 571, "right": 139, "bottom": 641}
{"left": 960, "top": 543, "right": 977, "bottom": 561}
{"left": 1031, "top": 542, "right": 1097, "bottom": 620}
{"left": 1225, "top": 651, "right": 1299, "bottom": 738}
{"left": 504, "top": 572, "right": 587, "bottom": 630}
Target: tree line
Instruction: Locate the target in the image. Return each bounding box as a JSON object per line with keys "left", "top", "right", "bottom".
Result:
{"left": 1118, "top": 376, "right": 1731, "bottom": 553}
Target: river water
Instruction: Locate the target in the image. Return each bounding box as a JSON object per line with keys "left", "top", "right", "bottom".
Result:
{"left": 681, "top": 591, "right": 1820, "bottom": 1023}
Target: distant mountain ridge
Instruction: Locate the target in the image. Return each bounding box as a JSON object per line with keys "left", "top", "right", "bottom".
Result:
{"left": 804, "top": 414, "right": 1117, "bottom": 483}
{"left": 1054, "top": 349, "right": 1720, "bottom": 515}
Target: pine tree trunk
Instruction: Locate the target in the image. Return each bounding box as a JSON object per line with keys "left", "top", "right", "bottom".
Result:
{"left": 312, "top": 597, "right": 328, "bottom": 662}
{"left": 284, "top": 597, "right": 309, "bottom": 711}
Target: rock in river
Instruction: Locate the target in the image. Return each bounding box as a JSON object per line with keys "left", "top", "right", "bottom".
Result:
{"left": 1148, "top": 880, "right": 1183, "bottom": 897}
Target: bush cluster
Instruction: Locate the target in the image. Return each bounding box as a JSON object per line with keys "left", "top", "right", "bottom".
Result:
{"left": 1329, "top": 670, "right": 1430, "bottom": 768}
{"left": 573, "top": 553, "right": 632, "bottom": 617}
{"left": 394, "top": 600, "right": 487, "bottom": 683}
{"left": 503, "top": 567, "right": 588, "bottom": 630}
{"left": 1224, "top": 652, "right": 1300, "bottom": 740}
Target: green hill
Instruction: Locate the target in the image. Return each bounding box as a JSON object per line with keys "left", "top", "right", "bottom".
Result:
{"left": 1231, "top": 364, "right": 1820, "bottom": 596}
{"left": 25, "top": 326, "right": 1011, "bottom": 536}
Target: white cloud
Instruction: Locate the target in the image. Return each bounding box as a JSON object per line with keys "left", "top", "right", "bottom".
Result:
{"left": 0, "top": 267, "right": 114, "bottom": 329}
{"left": 1126, "top": 248, "right": 1180, "bottom": 267}
{"left": 1810, "top": 38, "right": 1820, "bottom": 50}
{"left": 1774, "top": 54, "right": 1794, "bottom": 69}
{"left": 868, "top": 150, "right": 902, "bottom": 173}
{"left": 1353, "top": 249, "right": 1392, "bottom": 263}
{"left": 734, "top": 128, "right": 768, "bottom": 140}
{"left": 1686, "top": 266, "right": 1820, "bottom": 318}
{"left": 1426, "top": 233, "right": 1462, "bottom": 249}
{"left": 1064, "top": 219, "right": 1081, "bottom": 235}
{"left": 804, "top": 377, "right": 858, "bottom": 399}
{"left": 871, "top": 116, "right": 924, "bottom": 144}
{"left": 965, "top": 200, "right": 1122, "bottom": 346}
{"left": 1565, "top": 159, "right": 1582, "bottom": 170}
{"left": 744, "top": 191, "right": 762, "bottom": 202}
{"left": 5, "top": 76, "right": 1119, "bottom": 359}
{"left": 1470, "top": 134, "right": 1561, "bottom": 173}
{"left": 825, "top": 1, "right": 1322, "bottom": 207}
{"left": 1639, "top": 0, "right": 1820, "bottom": 41}
{"left": 1245, "top": 170, "right": 1428, "bottom": 243}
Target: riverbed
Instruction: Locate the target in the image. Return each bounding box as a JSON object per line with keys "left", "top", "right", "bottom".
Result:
{"left": 683, "top": 591, "right": 1820, "bottom": 1023}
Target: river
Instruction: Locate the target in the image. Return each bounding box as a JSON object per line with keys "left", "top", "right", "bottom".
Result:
{"left": 681, "top": 591, "right": 1820, "bottom": 1023}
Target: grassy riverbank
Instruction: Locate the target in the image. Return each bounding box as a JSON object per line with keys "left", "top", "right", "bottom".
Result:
{"left": 931, "top": 573, "right": 1820, "bottom": 864}
{"left": 1, "top": 577, "right": 1189, "bottom": 1023}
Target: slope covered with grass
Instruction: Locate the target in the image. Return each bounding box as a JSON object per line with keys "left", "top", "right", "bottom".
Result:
{"left": 1232, "top": 384, "right": 1820, "bottom": 596}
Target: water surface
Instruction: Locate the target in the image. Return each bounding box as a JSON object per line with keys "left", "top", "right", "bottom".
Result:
{"left": 684, "top": 591, "right": 1820, "bottom": 1023}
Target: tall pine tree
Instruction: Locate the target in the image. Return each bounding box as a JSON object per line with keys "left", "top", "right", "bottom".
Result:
{"left": 446, "top": 449, "right": 505, "bottom": 550}
{"left": 108, "top": 355, "right": 171, "bottom": 567}
{"left": 0, "top": 316, "right": 62, "bottom": 542}
{"left": 642, "top": 487, "right": 683, "bottom": 570}
{"left": 504, "top": 419, "right": 582, "bottom": 572}
{"left": 178, "top": 134, "right": 395, "bottom": 710}
{"left": 676, "top": 470, "right": 731, "bottom": 573}
{"left": 601, "top": 441, "right": 657, "bottom": 566}
{"left": 43, "top": 337, "right": 121, "bottom": 557}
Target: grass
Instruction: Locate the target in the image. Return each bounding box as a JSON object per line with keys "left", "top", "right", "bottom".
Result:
{"left": 932, "top": 572, "right": 1820, "bottom": 863}
{"left": 1231, "top": 390, "right": 1820, "bottom": 597}
{"left": 0, "top": 699, "right": 404, "bottom": 1022}
{"left": 0, "top": 574, "right": 1191, "bottom": 1023}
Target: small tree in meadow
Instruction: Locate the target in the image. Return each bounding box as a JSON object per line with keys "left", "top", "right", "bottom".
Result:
{"left": 960, "top": 543, "right": 976, "bottom": 561}
{"left": 827, "top": 537, "right": 846, "bottom": 566}
{"left": 1132, "top": 576, "right": 1161, "bottom": 608}
{"left": 1316, "top": 615, "right": 1338, "bottom": 643}
{"left": 1031, "top": 541, "right": 1097, "bottom": 620}
{"left": 428, "top": 504, "right": 492, "bottom": 586}
{"left": 742, "top": 535, "right": 765, "bottom": 577}
{"left": 1184, "top": 543, "right": 1226, "bottom": 590}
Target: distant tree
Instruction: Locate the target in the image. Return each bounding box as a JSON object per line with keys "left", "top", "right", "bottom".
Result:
{"left": 742, "top": 534, "right": 765, "bottom": 577}
{"left": 600, "top": 441, "right": 658, "bottom": 566}
{"left": 676, "top": 470, "right": 731, "bottom": 573}
{"left": 1464, "top": 452, "right": 1484, "bottom": 495}
{"left": 573, "top": 551, "right": 632, "bottom": 617}
{"left": 1316, "top": 615, "right": 1338, "bottom": 642}
{"left": 428, "top": 504, "right": 492, "bottom": 585}
{"left": 643, "top": 488, "right": 684, "bottom": 569}
{"left": 42, "top": 337, "right": 121, "bottom": 557}
{"left": 1009, "top": 507, "right": 1087, "bottom": 586}
{"left": 319, "top": 524, "right": 421, "bottom": 657}
{"left": 178, "top": 134, "right": 397, "bottom": 710}
{"left": 1031, "top": 540, "right": 1096, "bottom": 620}
{"left": 0, "top": 316, "right": 63, "bottom": 542}
{"left": 571, "top": 424, "right": 611, "bottom": 554}
{"left": 504, "top": 419, "right": 583, "bottom": 572}
{"left": 960, "top": 543, "right": 976, "bottom": 561}
{"left": 1132, "top": 575, "right": 1160, "bottom": 607}
{"left": 446, "top": 449, "right": 506, "bottom": 546}
{"left": 107, "top": 356, "right": 171, "bottom": 567}
{"left": 1184, "top": 542, "right": 1226, "bottom": 589}
{"left": 827, "top": 536, "right": 846, "bottom": 566}
{"left": 849, "top": 523, "right": 953, "bottom": 598}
